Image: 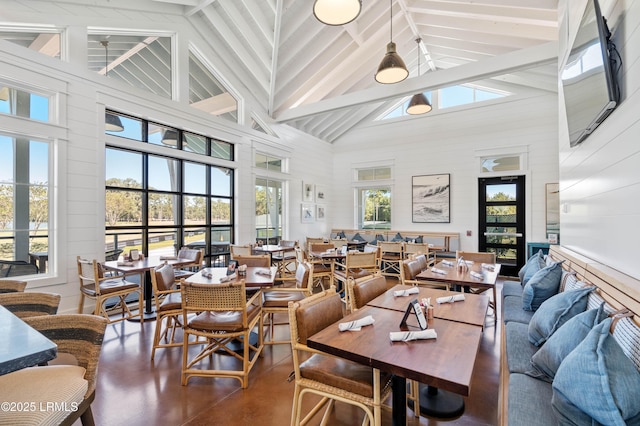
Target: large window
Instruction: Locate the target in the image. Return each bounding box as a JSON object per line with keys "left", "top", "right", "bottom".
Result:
{"left": 106, "top": 117, "right": 234, "bottom": 266}
{"left": 355, "top": 166, "right": 392, "bottom": 230}
{"left": 255, "top": 178, "right": 282, "bottom": 244}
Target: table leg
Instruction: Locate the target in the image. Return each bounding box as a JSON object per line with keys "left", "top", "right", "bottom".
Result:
{"left": 391, "top": 375, "right": 407, "bottom": 426}
{"left": 407, "top": 384, "right": 464, "bottom": 419}
{"left": 128, "top": 271, "right": 157, "bottom": 322}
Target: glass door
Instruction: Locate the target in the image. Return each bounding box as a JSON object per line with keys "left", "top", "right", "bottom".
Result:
{"left": 478, "top": 176, "right": 525, "bottom": 276}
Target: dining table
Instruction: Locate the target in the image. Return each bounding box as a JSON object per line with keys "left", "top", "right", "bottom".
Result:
{"left": 307, "top": 305, "right": 483, "bottom": 425}
{"left": 0, "top": 305, "right": 57, "bottom": 375}
{"left": 103, "top": 255, "right": 196, "bottom": 320}
{"left": 252, "top": 244, "right": 296, "bottom": 281}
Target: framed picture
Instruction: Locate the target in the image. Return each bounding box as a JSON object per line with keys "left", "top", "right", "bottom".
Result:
{"left": 316, "top": 204, "right": 326, "bottom": 221}
{"left": 227, "top": 260, "right": 238, "bottom": 275}
{"left": 315, "top": 185, "right": 327, "bottom": 202}
{"left": 412, "top": 174, "right": 450, "bottom": 223}
{"left": 301, "top": 203, "right": 315, "bottom": 223}
{"left": 303, "top": 182, "right": 315, "bottom": 202}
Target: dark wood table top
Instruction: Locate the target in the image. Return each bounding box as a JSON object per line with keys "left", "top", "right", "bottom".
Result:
{"left": 416, "top": 261, "right": 501, "bottom": 289}
{"left": 307, "top": 305, "right": 482, "bottom": 396}
{"left": 366, "top": 284, "right": 490, "bottom": 328}
{"left": 185, "top": 267, "right": 276, "bottom": 287}
{"left": 0, "top": 306, "right": 57, "bottom": 375}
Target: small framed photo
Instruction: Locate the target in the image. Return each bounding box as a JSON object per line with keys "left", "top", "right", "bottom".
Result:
{"left": 315, "top": 185, "right": 327, "bottom": 202}
{"left": 129, "top": 249, "right": 140, "bottom": 261}
{"left": 301, "top": 203, "right": 315, "bottom": 223}
{"left": 316, "top": 204, "right": 326, "bottom": 221}
{"left": 303, "top": 182, "right": 315, "bottom": 202}
{"left": 227, "top": 260, "right": 238, "bottom": 275}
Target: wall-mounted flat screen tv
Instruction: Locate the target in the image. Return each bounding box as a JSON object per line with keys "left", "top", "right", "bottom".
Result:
{"left": 561, "top": 0, "right": 620, "bottom": 147}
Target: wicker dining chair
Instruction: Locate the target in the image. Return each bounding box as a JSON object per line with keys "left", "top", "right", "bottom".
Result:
{"left": 0, "top": 279, "right": 27, "bottom": 293}
{"left": 347, "top": 273, "right": 388, "bottom": 312}
{"left": 0, "top": 291, "right": 61, "bottom": 318}
{"left": 333, "top": 251, "right": 378, "bottom": 309}
{"left": 150, "top": 263, "right": 183, "bottom": 360}
{"left": 0, "top": 314, "right": 108, "bottom": 426}
{"left": 232, "top": 254, "right": 271, "bottom": 268}
{"left": 271, "top": 240, "right": 298, "bottom": 279}
{"left": 76, "top": 256, "right": 143, "bottom": 323}
{"left": 173, "top": 248, "right": 203, "bottom": 279}
{"left": 181, "top": 279, "right": 263, "bottom": 388}
{"left": 288, "top": 290, "right": 392, "bottom": 426}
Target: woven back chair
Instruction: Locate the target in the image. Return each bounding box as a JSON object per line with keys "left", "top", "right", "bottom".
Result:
{"left": 230, "top": 244, "right": 253, "bottom": 259}
{"left": 307, "top": 243, "right": 336, "bottom": 289}
{"left": 0, "top": 279, "right": 27, "bottom": 293}
{"left": 173, "top": 248, "right": 203, "bottom": 279}
{"left": 0, "top": 314, "right": 108, "bottom": 426}
{"left": 288, "top": 290, "right": 392, "bottom": 425}
{"left": 76, "top": 256, "right": 143, "bottom": 323}
{"left": 261, "top": 262, "right": 312, "bottom": 345}
{"left": 180, "top": 279, "right": 263, "bottom": 388}
{"left": 271, "top": 240, "right": 298, "bottom": 279}
{"left": 233, "top": 254, "right": 271, "bottom": 268}
{"left": 333, "top": 251, "right": 378, "bottom": 309}
{"left": 150, "top": 263, "right": 182, "bottom": 359}
{"left": 0, "top": 292, "right": 61, "bottom": 318}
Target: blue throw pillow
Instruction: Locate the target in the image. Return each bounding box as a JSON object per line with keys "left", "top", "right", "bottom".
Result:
{"left": 391, "top": 232, "right": 404, "bottom": 242}
{"left": 372, "top": 234, "right": 385, "bottom": 244}
{"left": 552, "top": 318, "right": 640, "bottom": 425}
{"left": 522, "top": 261, "right": 564, "bottom": 311}
{"left": 528, "top": 303, "right": 606, "bottom": 381}
{"left": 520, "top": 250, "right": 546, "bottom": 286}
{"left": 352, "top": 232, "right": 365, "bottom": 242}
{"left": 337, "top": 231, "right": 346, "bottom": 239}
{"left": 414, "top": 235, "right": 423, "bottom": 243}
{"left": 528, "top": 286, "right": 594, "bottom": 346}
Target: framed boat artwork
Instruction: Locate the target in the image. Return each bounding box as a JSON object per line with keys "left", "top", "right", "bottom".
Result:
{"left": 412, "top": 174, "right": 450, "bottom": 223}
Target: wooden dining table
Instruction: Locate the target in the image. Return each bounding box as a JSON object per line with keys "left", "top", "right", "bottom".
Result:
{"left": 307, "top": 305, "right": 483, "bottom": 425}
{"left": 252, "top": 244, "right": 296, "bottom": 281}
{"left": 0, "top": 306, "right": 57, "bottom": 375}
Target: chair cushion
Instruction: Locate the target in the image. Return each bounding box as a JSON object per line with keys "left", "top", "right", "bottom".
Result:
{"left": 502, "top": 280, "right": 523, "bottom": 297}
{"left": 522, "top": 262, "right": 563, "bottom": 311}
{"left": 528, "top": 286, "right": 594, "bottom": 346}
{"left": 502, "top": 295, "right": 535, "bottom": 325}
{"left": 312, "top": 264, "right": 332, "bottom": 274}
{"left": 188, "top": 303, "right": 260, "bottom": 332}
{"left": 159, "top": 291, "right": 182, "bottom": 312}
{"left": 334, "top": 269, "right": 372, "bottom": 281}
{"left": 262, "top": 290, "right": 306, "bottom": 307}
{"left": 402, "top": 259, "right": 423, "bottom": 281}
{"left": 300, "top": 353, "right": 392, "bottom": 398}
{"left": 508, "top": 373, "right": 555, "bottom": 426}
{"left": 99, "top": 278, "right": 139, "bottom": 295}
{"left": 504, "top": 321, "right": 538, "bottom": 374}
{"left": 0, "top": 365, "right": 87, "bottom": 425}
{"left": 154, "top": 264, "right": 177, "bottom": 292}
{"left": 352, "top": 276, "right": 387, "bottom": 309}
{"left": 528, "top": 303, "right": 607, "bottom": 382}
{"left": 552, "top": 318, "right": 640, "bottom": 425}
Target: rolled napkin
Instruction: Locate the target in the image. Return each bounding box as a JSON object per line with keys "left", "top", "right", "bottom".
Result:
{"left": 481, "top": 263, "right": 495, "bottom": 271}
{"left": 436, "top": 294, "right": 466, "bottom": 304}
{"left": 117, "top": 261, "right": 134, "bottom": 266}
{"left": 255, "top": 269, "right": 273, "bottom": 277}
{"left": 339, "top": 315, "right": 375, "bottom": 332}
{"left": 470, "top": 271, "right": 484, "bottom": 280}
{"left": 390, "top": 329, "right": 437, "bottom": 342}
{"left": 219, "top": 273, "right": 236, "bottom": 282}
{"left": 201, "top": 270, "right": 213, "bottom": 279}
{"left": 441, "top": 260, "right": 454, "bottom": 267}
{"left": 462, "top": 260, "right": 474, "bottom": 265}
{"left": 160, "top": 255, "right": 177, "bottom": 260}
{"left": 431, "top": 267, "right": 447, "bottom": 275}
{"left": 393, "top": 287, "right": 419, "bottom": 297}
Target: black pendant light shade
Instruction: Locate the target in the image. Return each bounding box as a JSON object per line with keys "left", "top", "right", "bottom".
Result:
{"left": 375, "top": 0, "right": 408, "bottom": 84}
{"left": 406, "top": 38, "right": 432, "bottom": 115}
{"left": 105, "top": 112, "right": 124, "bottom": 132}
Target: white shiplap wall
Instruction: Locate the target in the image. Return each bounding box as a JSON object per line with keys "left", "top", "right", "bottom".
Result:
{"left": 332, "top": 93, "right": 560, "bottom": 252}
{"left": 558, "top": 0, "right": 640, "bottom": 279}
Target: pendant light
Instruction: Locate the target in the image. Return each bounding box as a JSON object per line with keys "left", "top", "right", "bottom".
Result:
{"left": 102, "top": 40, "right": 125, "bottom": 132}
{"left": 375, "top": 0, "right": 408, "bottom": 84}
{"left": 406, "top": 38, "right": 432, "bottom": 115}
{"left": 314, "top": 0, "right": 362, "bottom": 26}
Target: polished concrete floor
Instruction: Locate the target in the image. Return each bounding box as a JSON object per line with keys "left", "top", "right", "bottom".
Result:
{"left": 89, "top": 279, "right": 503, "bottom": 426}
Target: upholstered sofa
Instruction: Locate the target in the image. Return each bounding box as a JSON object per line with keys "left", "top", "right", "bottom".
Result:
{"left": 499, "top": 245, "right": 640, "bottom": 425}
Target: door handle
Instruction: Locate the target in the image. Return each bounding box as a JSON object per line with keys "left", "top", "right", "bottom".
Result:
{"left": 483, "top": 232, "right": 523, "bottom": 237}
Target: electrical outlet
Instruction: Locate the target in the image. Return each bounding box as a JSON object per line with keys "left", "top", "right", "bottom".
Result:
{"left": 466, "top": 230, "right": 472, "bottom": 237}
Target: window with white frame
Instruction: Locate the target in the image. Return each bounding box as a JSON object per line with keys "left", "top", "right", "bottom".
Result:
{"left": 355, "top": 166, "right": 392, "bottom": 230}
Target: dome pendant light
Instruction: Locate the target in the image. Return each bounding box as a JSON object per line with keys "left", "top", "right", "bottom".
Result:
{"left": 406, "top": 38, "right": 432, "bottom": 115}
{"left": 375, "top": 0, "right": 408, "bottom": 84}
{"left": 313, "top": 0, "right": 362, "bottom": 26}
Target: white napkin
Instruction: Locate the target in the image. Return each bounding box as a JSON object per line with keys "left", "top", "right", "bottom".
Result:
{"left": 256, "top": 269, "right": 272, "bottom": 277}
{"left": 390, "top": 329, "right": 437, "bottom": 342}
{"left": 339, "top": 315, "right": 375, "bottom": 332}
{"left": 431, "top": 267, "right": 447, "bottom": 275}
{"left": 463, "top": 260, "right": 474, "bottom": 265}
{"left": 117, "top": 261, "right": 133, "bottom": 266}
{"left": 441, "top": 260, "right": 454, "bottom": 267}
{"left": 393, "top": 287, "right": 419, "bottom": 297}
{"left": 160, "top": 255, "right": 177, "bottom": 260}
{"left": 481, "top": 263, "right": 495, "bottom": 271}
{"left": 428, "top": 244, "right": 434, "bottom": 248}
{"left": 219, "top": 273, "right": 237, "bottom": 282}
{"left": 436, "top": 294, "right": 465, "bottom": 304}
{"left": 201, "top": 270, "right": 213, "bottom": 278}
{"left": 470, "top": 271, "right": 484, "bottom": 280}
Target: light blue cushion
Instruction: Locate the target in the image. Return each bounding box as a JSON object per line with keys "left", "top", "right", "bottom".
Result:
{"left": 352, "top": 232, "right": 366, "bottom": 242}
{"left": 552, "top": 318, "right": 640, "bottom": 425}
{"left": 528, "top": 286, "right": 594, "bottom": 346}
{"left": 414, "top": 235, "right": 423, "bottom": 243}
{"left": 518, "top": 250, "right": 545, "bottom": 283}
{"left": 522, "top": 262, "right": 564, "bottom": 311}
{"left": 337, "top": 231, "right": 346, "bottom": 239}
{"left": 391, "top": 232, "right": 404, "bottom": 242}
{"left": 528, "top": 303, "right": 606, "bottom": 381}
{"left": 372, "top": 234, "right": 385, "bottom": 244}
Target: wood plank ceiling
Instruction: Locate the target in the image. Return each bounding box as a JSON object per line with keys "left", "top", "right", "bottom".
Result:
{"left": 3, "top": 0, "right": 560, "bottom": 142}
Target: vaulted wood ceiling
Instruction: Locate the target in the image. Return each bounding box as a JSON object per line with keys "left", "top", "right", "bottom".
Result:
{"left": 3, "top": 0, "right": 560, "bottom": 142}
